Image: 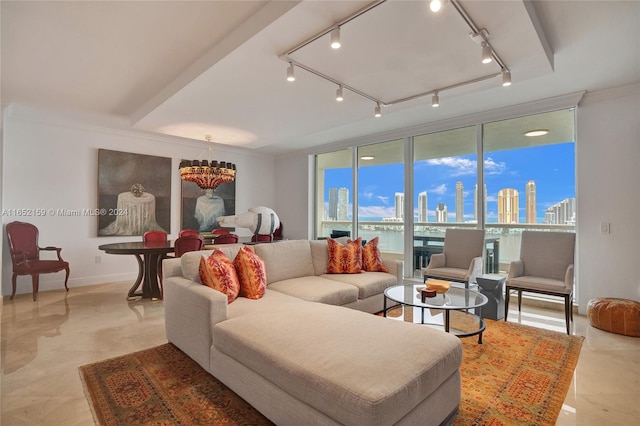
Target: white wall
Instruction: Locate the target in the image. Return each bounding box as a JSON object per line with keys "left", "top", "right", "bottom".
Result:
{"left": 1, "top": 105, "right": 276, "bottom": 297}
{"left": 575, "top": 85, "right": 640, "bottom": 312}
{"left": 274, "top": 152, "right": 311, "bottom": 240}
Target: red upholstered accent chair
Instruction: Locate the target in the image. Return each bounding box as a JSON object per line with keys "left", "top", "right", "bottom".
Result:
{"left": 6, "top": 221, "right": 70, "bottom": 301}
{"left": 214, "top": 233, "right": 239, "bottom": 244}
{"left": 212, "top": 228, "right": 230, "bottom": 235}
{"left": 143, "top": 230, "right": 167, "bottom": 243}
{"left": 178, "top": 229, "right": 199, "bottom": 237}
{"left": 251, "top": 234, "right": 273, "bottom": 242}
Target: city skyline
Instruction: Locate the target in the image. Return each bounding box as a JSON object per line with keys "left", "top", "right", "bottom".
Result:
{"left": 323, "top": 142, "right": 575, "bottom": 223}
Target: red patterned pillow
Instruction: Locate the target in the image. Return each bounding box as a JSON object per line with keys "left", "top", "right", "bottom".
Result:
{"left": 326, "top": 237, "right": 362, "bottom": 274}
{"left": 362, "top": 237, "right": 388, "bottom": 272}
{"left": 199, "top": 250, "right": 240, "bottom": 303}
{"left": 233, "top": 246, "right": 267, "bottom": 300}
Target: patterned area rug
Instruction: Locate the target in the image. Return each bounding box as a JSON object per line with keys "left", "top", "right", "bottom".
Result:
{"left": 79, "top": 320, "right": 583, "bottom": 426}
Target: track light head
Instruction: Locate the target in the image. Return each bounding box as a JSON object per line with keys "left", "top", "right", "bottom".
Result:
{"left": 429, "top": 0, "right": 443, "bottom": 12}
{"left": 481, "top": 42, "right": 493, "bottom": 64}
{"left": 374, "top": 103, "right": 381, "bottom": 118}
{"left": 286, "top": 63, "right": 295, "bottom": 82}
{"left": 336, "top": 85, "right": 344, "bottom": 102}
{"left": 330, "top": 27, "right": 341, "bottom": 49}
{"left": 502, "top": 70, "right": 512, "bottom": 87}
{"left": 431, "top": 93, "right": 440, "bottom": 107}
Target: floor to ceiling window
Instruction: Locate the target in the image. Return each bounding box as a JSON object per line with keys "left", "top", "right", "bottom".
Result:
{"left": 483, "top": 108, "right": 576, "bottom": 272}
{"left": 413, "top": 126, "right": 477, "bottom": 277}
{"left": 357, "top": 139, "right": 404, "bottom": 260}
{"left": 314, "top": 108, "right": 576, "bottom": 279}
{"left": 315, "top": 149, "right": 353, "bottom": 238}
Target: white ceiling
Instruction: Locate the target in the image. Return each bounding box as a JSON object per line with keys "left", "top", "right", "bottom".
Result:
{"left": 2, "top": 1, "right": 639, "bottom": 155}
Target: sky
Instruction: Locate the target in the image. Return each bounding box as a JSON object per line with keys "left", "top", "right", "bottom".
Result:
{"left": 325, "top": 142, "right": 575, "bottom": 223}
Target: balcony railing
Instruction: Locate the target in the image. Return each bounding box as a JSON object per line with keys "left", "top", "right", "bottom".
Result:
{"left": 320, "top": 220, "right": 575, "bottom": 277}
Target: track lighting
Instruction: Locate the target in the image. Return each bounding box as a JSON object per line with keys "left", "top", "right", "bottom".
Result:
{"left": 502, "top": 70, "right": 512, "bottom": 87}
{"left": 286, "top": 63, "right": 295, "bottom": 82}
{"left": 336, "top": 85, "right": 344, "bottom": 102}
{"left": 374, "top": 103, "right": 381, "bottom": 118}
{"left": 429, "top": 0, "right": 442, "bottom": 12}
{"left": 431, "top": 92, "right": 440, "bottom": 107}
{"left": 330, "top": 27, "right": 341, "bottom": 49}
{"left": 481, "top": 42, "right": 492, "bottom": 64}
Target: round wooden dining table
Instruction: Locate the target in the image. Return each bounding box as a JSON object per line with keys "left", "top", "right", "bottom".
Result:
{"left": 98, "top": 240, "right": 175, "bottom": 300}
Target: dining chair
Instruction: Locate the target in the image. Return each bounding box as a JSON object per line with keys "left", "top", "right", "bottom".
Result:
{"left": 212, "top": 228, "right": 231, "bottom": 235}
{"left": 214, "top": 233, "right": 239, "bottom": 244}
{"left": 6, "top": 221, "right": 70, "bottom": 301}
{"left": 423, "top": 228, "right": 485, "bottom": 289}
{"left": 178, "top": 229, "right": 199, "bottom": 237}
{"left": 174, "top": 235, "right": 204, "bottom": 257}
{"left": 505, "top": 231, "right": 576, "bottom": 334}
{"left": 251, "top": 234, "right": 273, "bottom": 243}
{"left": 143, "top": 230, "right": 167, "bottom": 243}
{"left": 273, "top": 221, "right": 284, "bottom": 240}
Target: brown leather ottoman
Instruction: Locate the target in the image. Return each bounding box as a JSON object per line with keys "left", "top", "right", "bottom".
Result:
{"left": 587, "top": 298, "right": 640, "bottom": 337}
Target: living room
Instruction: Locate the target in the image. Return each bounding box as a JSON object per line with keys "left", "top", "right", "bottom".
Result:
{"left": 1, "top": 1, "right": 639, "bottom": 425}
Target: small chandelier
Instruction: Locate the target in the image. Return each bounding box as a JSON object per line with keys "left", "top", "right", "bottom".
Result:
{"left": 179, "top": 135, "right": 236, "bottom": 190}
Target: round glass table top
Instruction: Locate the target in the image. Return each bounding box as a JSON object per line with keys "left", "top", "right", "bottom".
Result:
{"left": 384, "top": 283, "right": 488, "bottom": 310}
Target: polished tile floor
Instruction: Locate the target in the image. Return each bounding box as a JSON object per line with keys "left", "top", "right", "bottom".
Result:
{"left": 1, "top": 282, "right": 639, "bottom": 425}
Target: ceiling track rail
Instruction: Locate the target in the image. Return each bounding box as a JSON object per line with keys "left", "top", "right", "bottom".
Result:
{"left": 279, "top": 0, "right": 510, "bottom": 111}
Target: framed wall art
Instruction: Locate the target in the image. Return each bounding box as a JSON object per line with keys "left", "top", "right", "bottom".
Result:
{"left": 181, "top": 180, "right": 236, "bottom": 232}
{"left": 97, "top": 149, "right": 171, "bottom": 236}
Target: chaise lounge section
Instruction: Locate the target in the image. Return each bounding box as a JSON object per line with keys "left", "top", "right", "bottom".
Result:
{"left": 163, "top": 239, "right": 462, "bottom": 425}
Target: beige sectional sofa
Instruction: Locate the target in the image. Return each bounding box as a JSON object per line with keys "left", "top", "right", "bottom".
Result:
{"left": 163, "top": 239, "right": 462, "bottom": 426}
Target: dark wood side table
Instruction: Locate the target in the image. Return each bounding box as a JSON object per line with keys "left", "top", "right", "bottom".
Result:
{"left": 98, "top": 241, "right": 175, "bottom": 300}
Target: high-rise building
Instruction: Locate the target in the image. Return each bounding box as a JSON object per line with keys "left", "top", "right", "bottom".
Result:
{"left": 525, "top": 180, "right": 536, "bottom": 223}
{"left": 337, "top": 188, "right": 349, "bottom": 220}
{"left": 328, "top": 188, "right": 338, "bottom": 220}
{"left": 395, "top": 193, "right": 404, "bottom": 219}
{"left": 418, "top": 191, "right": 428, "bottom": 222}
{"left": 455, "top": 181, "right": 464, "bottom": 223}
{"left": 435, "top": 203, "right": 448, "bottom": 222}
{"left": 544, "top": 197, "right": 576, "bottom": 225}
{"left": 474, "top": 183, "right": 487, "bottom": 223}
{"left": 498, "top": 188, "right": 519, "bottom": 223}
{"left": 328, "top": 187, "right": 349, "bottom": 220}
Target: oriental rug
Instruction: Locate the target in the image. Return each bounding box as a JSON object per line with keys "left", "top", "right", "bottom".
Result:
{"left": 79, "top": 320, "right": 583, "bottom": 426}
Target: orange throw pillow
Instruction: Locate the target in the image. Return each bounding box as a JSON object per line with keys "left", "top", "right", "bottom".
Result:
{"left": 362, "top": 237, "right": 388, "bottom": 272}
{"left": 326, "top": 237, "right": 362, "bottom": 274}
{"left": 233, "top": 246, "right": 267, "bottom": 300}
{"left": 199, "top": 250, "right": 240, "bottom": 303}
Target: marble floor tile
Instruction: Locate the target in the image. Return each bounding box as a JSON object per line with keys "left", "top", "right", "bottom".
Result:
{"left": 2, "top": 281, "right": 639, "bottom": 425}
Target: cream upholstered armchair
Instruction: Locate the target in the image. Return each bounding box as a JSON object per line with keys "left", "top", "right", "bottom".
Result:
{"left": 505, "top": 231, "right": 575, "bottom": 335}
{"left": 423, "top": 228, "right": 485, "bottom": 289}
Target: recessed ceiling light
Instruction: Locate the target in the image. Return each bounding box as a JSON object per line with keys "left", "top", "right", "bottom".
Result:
{"left": 525, "top": 129, "right": 549, "bottom": 137}
{"left": 360, "top": 155, "right": 375, "bottom": 160}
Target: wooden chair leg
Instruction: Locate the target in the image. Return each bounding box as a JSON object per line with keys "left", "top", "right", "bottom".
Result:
{"left": 565, "top": 295, "right": 571, "bottom": 335}
{"left": 11, "top": 274, "right": 18, "bottom": 299}
{"left": 32, "top": 274, "right": 39, "bottom": 301}
{"left": 64, "top": 267, "right": 70, "bottom": 292}
{"left": 504, "top": 286, "right": 510, "bottom": 320}
{"left": 517, "top": 290, "right": 522, "bottom": 311}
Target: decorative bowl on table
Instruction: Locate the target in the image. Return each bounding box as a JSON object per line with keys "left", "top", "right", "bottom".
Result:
{"left": 425, "top": 279, "right": 451, "bottom": 294}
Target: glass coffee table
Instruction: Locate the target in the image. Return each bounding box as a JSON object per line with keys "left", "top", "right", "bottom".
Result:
{"left": 383, "top": 284, "right": 489, "bottom": 343}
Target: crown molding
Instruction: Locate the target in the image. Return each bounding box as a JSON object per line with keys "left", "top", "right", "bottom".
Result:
{"left": 580, "top": 82, "right": 640, "bottom": 105}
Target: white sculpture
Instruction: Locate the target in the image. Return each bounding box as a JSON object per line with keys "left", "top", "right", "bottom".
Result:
{"left": 217, "top": 206, "right": 280, "bottom": 235}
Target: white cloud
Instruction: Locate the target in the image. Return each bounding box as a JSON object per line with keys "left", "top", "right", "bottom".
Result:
{"left": 431, "top": 183, "right": 447, "bottom": 195}
{"left": 376, "top": 195, "right": 389, "bottom": 204}
{"left": 426, "top": 157, "right": 476, "bottom": 176}
{"left": 362, "top": 191, "right": 374, "bottom": 200}
{"left": 484, "top": 157, "right": 507, "bottom": 175}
